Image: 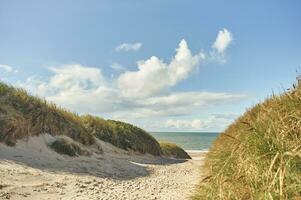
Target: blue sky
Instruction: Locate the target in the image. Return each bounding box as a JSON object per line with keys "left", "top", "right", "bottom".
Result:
{"left": 0, "top": 0, "right": 300, "bottom": 131}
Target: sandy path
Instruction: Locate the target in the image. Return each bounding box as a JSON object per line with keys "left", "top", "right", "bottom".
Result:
{"left": 0, "top": 136, "right": 204, "bottom": 200}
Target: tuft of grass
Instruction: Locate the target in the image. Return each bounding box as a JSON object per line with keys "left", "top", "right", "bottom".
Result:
{"left": 159, "top": 141, "right": 191, "bottom": 159}
{"left": 192, "top": 85, "right": 301, "bottom": 200}
{"left": 50, "top": 137, "right": 91, "bottom": 157}
{"left": 81, "top": 115, "right": 162, "bottom": 156}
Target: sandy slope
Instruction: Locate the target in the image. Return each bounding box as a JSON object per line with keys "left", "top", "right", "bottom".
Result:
{"left": 0, "top": 135, "right": 204, "bottom": 200}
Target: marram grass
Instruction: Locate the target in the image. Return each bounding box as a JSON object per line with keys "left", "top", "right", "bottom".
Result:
{"left": 0, "top": 82, "right": 94, "bottom": 146}
{"left": 192, "top": 85, "right": 301, "bottom": 200}
{"left": 50, "top": 137, "right": 91, "bottom": 157}
{"left": 0, "top": 82, "right": 162, "bottom": 156}
{"left": 82, "top": 115, "right": 162, "bottom": 156}
{"left": 159, "top": 141, "right": 191, "bottom": 159}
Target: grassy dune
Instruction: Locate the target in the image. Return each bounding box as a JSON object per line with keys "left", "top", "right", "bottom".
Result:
{"left": 193, "top": 86, "right": 301, "bottom": 199}
{"left": 82, "top": 115, "right": 162, "bottom": 156}
{"left": 0, "top": 83, "right": 94, "bottom": 146}
{"left": 160, "top": 142, "right": 191, "bottom": 159}
{"left": 0, "top": 82, "right": 162, "bottom": 156}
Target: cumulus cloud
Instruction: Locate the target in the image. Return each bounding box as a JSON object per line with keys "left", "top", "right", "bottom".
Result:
{"left": 22, "top": 64, "right": 105, "bottom": 96}
{"left": 212, "top": 28, "right": 233, "bottom": 53}
{"left": 17, "top": 64, "right": 127, "bottom": 113}
{"left": 48, "top": 65, "right": 103, "bottom": 90}
{"left": 165, "top": 114, "right": 236, "bottom": 131}
{"left": 115, "top": 42, "right": 142, "bottom": 52}
{"left": 208, "top": 28, "right": 233, "bottom": 64}
{"left": 118, "top": 40, "right": 205, "bottom": 98}
{"left": 19, "top": 64, "right": 247, "bottom": 119}
{"left": 118, "top": 28, "right": 233, "bottom": 98}
{"left": 0, "top": 64, "right": 18, "bottom": 73}
{"left": 16, "top": 31, "right": 243, "bottom": 131}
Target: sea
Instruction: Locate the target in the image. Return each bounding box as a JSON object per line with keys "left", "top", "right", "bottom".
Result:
{"left": 150, "top": 132, "right": 220, "bottom": 152}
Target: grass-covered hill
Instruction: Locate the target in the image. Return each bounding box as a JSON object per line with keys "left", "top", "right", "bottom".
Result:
{"left": 193, "top": 85, "right": 301, "bottom": 199}
{"left": 0, "top": 82, "right": 189, "bottom": 158}
{"left": 0, "top": 82, "right": 162, "bottom": 155}
{"left": 81, "top": 115, "right": 162, "bottom": 156}
{"left": 159, "top": 142, "right": 191, "bottom": 159}
{"left": 0, "top": 82, "right": 95, "bottom": 147}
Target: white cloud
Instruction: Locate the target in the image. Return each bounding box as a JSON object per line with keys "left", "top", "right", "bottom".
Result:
{"left": 21, "top": 64, "right": 105, "bottom": 96}
{"left": 47, "top": 87, "right": 125, "bottom": 114}
{"left": 47, "top": 65, "right": 104, "bottom": 91}
{"left": 208, "top": 28, "right": 233, "bottom": 64}
{"left": 118, "top": 39, "right": 205, "bottom": 98}
{"left": 17, "top": 64, "right": 124, "bottom": 113}
{"left": 18, "top": 64, "right": 247, "bottom": 120}
{"left": 16, "top": 32, "right": 243, "bottom": 131}
{"left": 129, "top": 91, "right": 247, "bottom": 117}
{"left": 0, "top": 64, "right": 17, "bottom": 73}
{"left": 110, "top": 63, "right": 125, "bottom": 71}
{"left": 17, "top": 76, "right": 47, "bottom": 95}
{"left": 115, "top": 42, "right": 142, "bottom": 52}
{"left": 165, "top": 114, "right": 235, "bottom": 131}
{"left": 212, "top": 28, "right": 233, "bottom": 53}
{"left": 139, "top": 91, "right": 245, "bottom": 108}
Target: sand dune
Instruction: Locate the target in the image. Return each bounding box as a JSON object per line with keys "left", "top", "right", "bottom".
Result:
{"left": 0, "top": 135, "right": 204, "bottom": 200}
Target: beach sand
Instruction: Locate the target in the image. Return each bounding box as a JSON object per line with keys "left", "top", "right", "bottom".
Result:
{"left": 0, "top": 135, "right": 205, "bottom": 200}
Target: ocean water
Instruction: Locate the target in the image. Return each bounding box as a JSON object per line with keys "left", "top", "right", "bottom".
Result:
{"left": 150, "top": 132, "right": 220, "bottom": 151}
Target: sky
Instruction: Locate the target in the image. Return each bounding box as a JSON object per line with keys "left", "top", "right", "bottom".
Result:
{"left": 0, "top": 0, "right": 300, "bottom": 132}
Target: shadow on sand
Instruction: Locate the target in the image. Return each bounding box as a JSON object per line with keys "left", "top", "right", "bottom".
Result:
{"left": 0, "top": 139, "right": 188, "bottom": 181}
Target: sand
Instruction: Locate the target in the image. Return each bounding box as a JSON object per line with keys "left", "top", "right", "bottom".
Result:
{"left": 0, "top": 135, "right": 204, "bottom": 200}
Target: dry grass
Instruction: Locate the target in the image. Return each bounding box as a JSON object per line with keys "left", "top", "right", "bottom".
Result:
{"left": 159, "top": 141, "right": 191, "bottom": 159}
{"left": 192, "top": 85, "right": 301, "bottom": 199}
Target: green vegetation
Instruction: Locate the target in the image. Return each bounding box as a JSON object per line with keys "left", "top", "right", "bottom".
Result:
{"left": 50, "top": 138, "right": 91, "bottom": 157}
{"left": 82, "top": 115, "right": 162, "bottom": 156}
{"left": 193, "top": 85, "right": 301, "bottom": 199}
{"left": 160, "top": 142, "right": 191, "bottom": 159}
{"left": 0, "top": 82, "right": 162, "bottom": 156}
{"left": 0, "top": 82, "right": 94, "bottom": 146}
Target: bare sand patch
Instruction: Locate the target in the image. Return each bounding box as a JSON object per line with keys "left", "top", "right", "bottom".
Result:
{"left": 0, "top": 136, "right": 204, "bottom": 200}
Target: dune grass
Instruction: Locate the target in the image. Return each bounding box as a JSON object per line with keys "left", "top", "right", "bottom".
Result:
{"left": 192, "top": 85, "right": 301, "bottom": 199}
{"left": 0, "top": 82, "right": 94, "bottom": 146}
{"left": 160, "top": 141, "right": 191, "bottom": 159}
{"left": 50, "top": 137, "right": 91, "bottom": 157}
{"left": 0, "top": 82, "right": 162, "bottom": 156}
{"left": 82, "top": 115, "right": 162, "bottom": 156}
